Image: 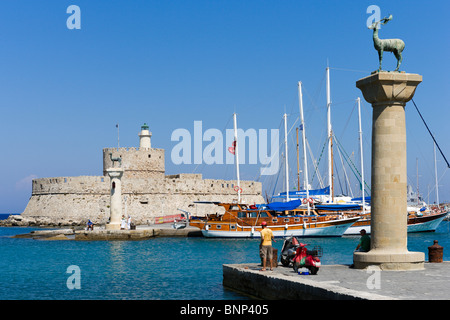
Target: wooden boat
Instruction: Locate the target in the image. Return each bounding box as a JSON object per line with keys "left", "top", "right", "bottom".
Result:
{"left": 188, "top": 202, "right": 360, "bottom": 238}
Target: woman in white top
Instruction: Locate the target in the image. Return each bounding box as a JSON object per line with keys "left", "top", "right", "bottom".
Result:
{"left": 120, "top": 215, "right": 127, "bottom": 230}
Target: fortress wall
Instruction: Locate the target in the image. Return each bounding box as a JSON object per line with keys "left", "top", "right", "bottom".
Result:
{"left": 18, "top": 127, "right": 265, "bottom": 226}
{"left": 32, "top": 176, "right": 109, "bottom": 195}
{"left": 29, "top": 174, "right": 262, "bottom": 198}
{"left": 103, "top": 147, "right": 165, "bottom": 179}
{"left": 21, "top": 191, "right": 264, "bottom": 226}
{"left": 22, "top": 193, "right": 110, "bottom": 224}
{"left": 22, "top": 174, "right": 264, "bottom": 225}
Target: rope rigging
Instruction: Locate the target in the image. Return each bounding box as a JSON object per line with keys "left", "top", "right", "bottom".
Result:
{"left": 411, "top": 99, "right": 449, "bottom": 168}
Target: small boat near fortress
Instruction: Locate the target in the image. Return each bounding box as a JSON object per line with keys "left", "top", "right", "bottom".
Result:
{"left": 188, "top": 202, "right": 360, "bottom": 238}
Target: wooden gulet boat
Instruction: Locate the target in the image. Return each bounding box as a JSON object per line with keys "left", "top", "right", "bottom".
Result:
{"left": 189, "top": 202, "right": 360, "bottom": 238}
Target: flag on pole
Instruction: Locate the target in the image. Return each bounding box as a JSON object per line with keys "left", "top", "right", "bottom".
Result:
{"left": 228, "top": 140, "right": 236, "bottom": 155}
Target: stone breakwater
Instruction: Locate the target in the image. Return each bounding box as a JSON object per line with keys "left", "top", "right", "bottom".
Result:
{"left": 8, "top": 225, "right": 202, "bottom": 240}
{"left": 0, "top": 214, "right": 85, "bottom": 227}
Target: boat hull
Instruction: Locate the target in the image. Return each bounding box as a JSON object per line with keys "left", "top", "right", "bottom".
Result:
{"left": 197, "top": 217, "right": 359, "bottom": 238}
{"left": 344, "top": 211, "right": 448, "bottom": 235}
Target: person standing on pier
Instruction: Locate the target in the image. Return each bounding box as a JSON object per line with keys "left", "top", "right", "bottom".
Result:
{"left": 259, "top": 221, "right": 275, "bottom": 271}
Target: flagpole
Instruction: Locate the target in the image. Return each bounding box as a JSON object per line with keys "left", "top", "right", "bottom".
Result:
{"left": 116, "top": 123, "right": 120, "bottom": 150}
{"left": 233, "top": 113, "right": 241, "bottom": 203}
{"left": 284, "top": 113, "right": 290, "bottom": 202}
{"left": 298, "top": 81, "right": 310, "bottom": 215}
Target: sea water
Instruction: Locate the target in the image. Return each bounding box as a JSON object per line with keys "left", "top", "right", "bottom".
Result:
{"left": 0, "top": 222, "right": 449, "bottom": 300}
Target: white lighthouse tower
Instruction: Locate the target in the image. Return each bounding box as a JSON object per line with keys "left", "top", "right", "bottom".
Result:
{"left": 138, "top": 123, "right": 152, "bottom": 150}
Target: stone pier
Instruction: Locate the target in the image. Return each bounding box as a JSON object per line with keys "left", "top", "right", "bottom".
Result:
{"left": 353, "top": 72, "right": 424, "bottom": 270}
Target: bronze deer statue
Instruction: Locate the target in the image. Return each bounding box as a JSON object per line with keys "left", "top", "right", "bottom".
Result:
{"left": 109, "top": 153, "right": 122, "bottom": 167}
{"left": 368, "top": 15, "right": 405, "bottom": 72}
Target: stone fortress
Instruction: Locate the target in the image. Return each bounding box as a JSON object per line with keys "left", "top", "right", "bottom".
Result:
{"left": 20, "top": 124, "right": 264, "bottom": 226}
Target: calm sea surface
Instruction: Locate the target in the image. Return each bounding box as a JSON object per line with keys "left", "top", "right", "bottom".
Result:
{"left": 0, "top": 222, "right": 449, "bottom": 300}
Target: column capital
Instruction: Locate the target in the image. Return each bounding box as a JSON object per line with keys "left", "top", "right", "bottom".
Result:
{"left": 356, "top": 72, "right": 422, "bottom": 106}
{"left": 106, "top": 168, "right": 124, "bottom": 179}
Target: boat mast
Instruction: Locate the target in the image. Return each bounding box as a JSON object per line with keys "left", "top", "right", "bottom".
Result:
{"left": 298, "top": 81, "right": 310, "bottom": 215}
{"left": 416, "top": 158, "right": 419, "bottom": 206}
{"left": 326, "top": 67, "right": 333, "bottom": 203}
{"left": 434, "top": 142, "right": 439, "bottom": 205}
{"left": 284, "top": 113, "right": 290, "bottom": 201}
{"left": 233, "top": 113, "right": 241, "bottom": 203}
{"left": 357, "top": 97, "right": 366, "bottom": 215}
{"left": 296, "top": 127, "right": 300, "bottom": 192}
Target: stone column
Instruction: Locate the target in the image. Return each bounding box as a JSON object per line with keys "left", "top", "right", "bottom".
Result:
{"left": 353, "top": 72, "right": 424, "bottom": 270}
{"left": 105, "top": 168, "right": 124, "bottom": 230}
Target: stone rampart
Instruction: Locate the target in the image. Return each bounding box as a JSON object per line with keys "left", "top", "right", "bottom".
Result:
{"left": 21, "top": 174, "right": 264, "bottom": 226}
{"left": 103, "top": 147, "right": 165, "bottom": 179}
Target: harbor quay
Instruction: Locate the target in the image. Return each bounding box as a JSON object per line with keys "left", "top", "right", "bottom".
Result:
{"left": 223, "top": 262, "right": 450, "bottom": 300}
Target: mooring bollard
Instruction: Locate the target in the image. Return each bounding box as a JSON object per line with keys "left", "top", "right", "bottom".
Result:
{"left": 428, "top": 240, "right": 443, "bottom": 263}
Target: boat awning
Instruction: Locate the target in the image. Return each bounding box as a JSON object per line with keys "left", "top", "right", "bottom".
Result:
{"left": 350, "top": 196, "right": 371, "bottom": 203}
{"left": 266, "top": 199, "right": 302, "bottom": 211}
{"left": 193, "top": 201, "right": 221, "bottom": 205}
{"left": 315, "top": 204, "right": 362, "bottom": 211}
{"left": 272, "top": 186, "right": 331, "bottom": 199}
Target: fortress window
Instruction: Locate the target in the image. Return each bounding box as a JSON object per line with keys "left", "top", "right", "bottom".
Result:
{"left": 64, "top": 178, "right": 67, "bottom": 183}
{"left": 101, "top": 178, "right": 104, "bottom": 182}
{"left": 148, "top": 154, "right": 151, "bottom": 158}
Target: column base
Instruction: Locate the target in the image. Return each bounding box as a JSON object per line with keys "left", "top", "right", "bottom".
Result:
{"left": 353, "top": 250, "right": 425, "bottom": 270}
{"left": 105, "top": 223, "right": 121, "bottom": 230}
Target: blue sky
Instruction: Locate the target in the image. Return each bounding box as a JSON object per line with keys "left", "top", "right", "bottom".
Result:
{"left": 0, "top": 0, "right": 449, "bottom": 213}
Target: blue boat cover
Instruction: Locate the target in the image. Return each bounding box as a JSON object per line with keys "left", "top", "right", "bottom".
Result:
{"left": 315, "top": 204, "right": 362, "bottom": 211}
{"left": 272, "top": 186, "right": 330, "bottom": 199}
{"left": 350, "top": 196, "right": 371, "bottom": 203}
{"left": 266, "top": 199, "right": 302, "bottom": 211}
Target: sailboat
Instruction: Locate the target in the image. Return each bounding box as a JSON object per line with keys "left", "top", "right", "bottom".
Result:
{"left": 283, "top": 67, "right": 447, "bottom": 235}
{"left": 344, "top": 158, "right": 448, "bottom": 235}
{"left": 317, "top": 70, "right": 447, "bottom": 235}
{"left": 188, "top": 111, "right": 360, "bottom": 238}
